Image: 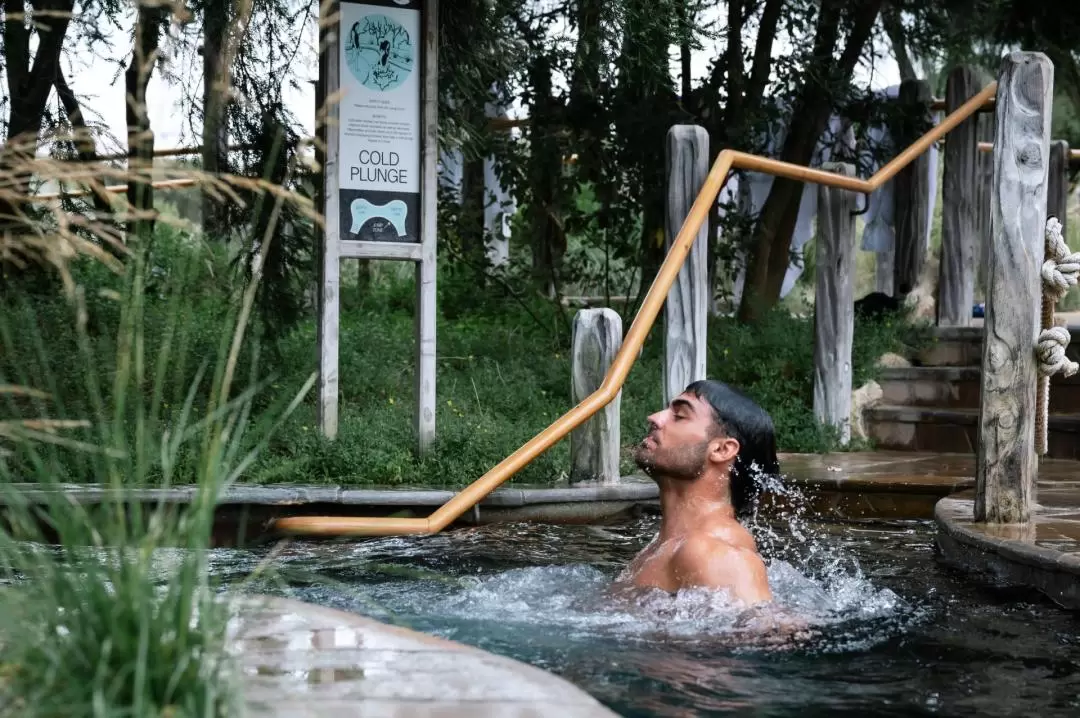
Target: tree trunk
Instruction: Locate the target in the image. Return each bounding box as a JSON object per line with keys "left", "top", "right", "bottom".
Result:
{"left": 460, "top": 134, "right": 487, "bottom": 259}
{"left": 736, "top": 0, "right": 884, "bottom": 322}
{"left": 201, "top": 0, "right": 231, "bottom": 239}
{"left": 527, "top": 55, "right": 564, "bottom": 295}
{"left": 54, "top": 73, "right": 114, "bottom": 216}
{"left": 724, "top": 0, "right": 745, "bottom": 135}
{"left": 882, "top": 4, "right": 917, "bottom": 82}
{"left": 1, "top": 0, "right": 74, "bottom": 225}
{"left": 125, "top": 3, "right": 167, "bottom": 240}
{"left": 568, "top": 0, "right": 604, "bottom": 187}
{"left": 678, "top": 1, "right": 692, "bottom": 107}
{"left": 3, "top": 1, "right": 29, "bottom": 126}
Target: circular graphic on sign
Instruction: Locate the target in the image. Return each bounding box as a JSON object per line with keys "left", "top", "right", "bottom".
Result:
{"left": 345, "top": 14, "right": 414, "bottom": 92}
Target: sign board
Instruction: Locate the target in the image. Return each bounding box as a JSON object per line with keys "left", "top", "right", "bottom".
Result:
{"left": 338, "top": 0, "right": 422, "bottom": 244}
{"left": 317, "top": 0, "right": 438, "bottom": 452}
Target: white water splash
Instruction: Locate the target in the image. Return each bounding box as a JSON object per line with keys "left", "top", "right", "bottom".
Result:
{"left": 202, "top": 467, "right": 923, "bottom": 654}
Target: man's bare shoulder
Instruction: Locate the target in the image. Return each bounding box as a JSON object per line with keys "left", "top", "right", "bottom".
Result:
{"left": 673, "top": 528, "right": 763, "bottom": 571}
{"left": 670, "top": 526, "right": 772, "bottom": 605}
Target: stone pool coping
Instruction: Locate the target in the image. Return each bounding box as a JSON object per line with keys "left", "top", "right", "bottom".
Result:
{"left": 0, "top": 452, "right": 1003, "bottom": 527}
{"left": 934, "top": 493, "right": 1080, "bottom": 610}
{"left": 0, "top": 478, "right": 660, "bottom": 507}
{"left": 233, "top": 594, "right": 618, "bottom": 717}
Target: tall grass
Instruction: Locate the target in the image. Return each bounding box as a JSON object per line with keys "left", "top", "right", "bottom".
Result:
{"left": 0, "top": 132, "right": 314, "bottom": 716}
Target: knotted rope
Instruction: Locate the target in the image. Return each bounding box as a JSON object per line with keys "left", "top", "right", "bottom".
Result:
{"left": 1036, "top": 217, "right": 1080, "bottom": 455}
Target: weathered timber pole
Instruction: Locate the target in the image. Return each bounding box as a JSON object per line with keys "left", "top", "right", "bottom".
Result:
{"left": 813, "top": 163, "right": 858, "bottom": 444}
{"left": 663, "top": 125, "right": 709, "bottom": 405}
{"left": 975, "top": 92, "right": 996, "bottom": 294}
{"left": 938, "top": 66, "right": 981, "bottom": 326}
{"left": 570, "top": 309, "right": 623, "bottom": 483}
{"left": 1048, "top": 140, "right": 1069, "bottom": 239}
{"left": 893, "top": 78, "right": 932, "bottom": 295}
{"left": 975, "top": 52, "right": 1053, "bottom": 524}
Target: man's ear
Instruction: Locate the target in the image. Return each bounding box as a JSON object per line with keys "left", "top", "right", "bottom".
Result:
{"left": 709, "top": 435, "right": 739, "bottom": 464}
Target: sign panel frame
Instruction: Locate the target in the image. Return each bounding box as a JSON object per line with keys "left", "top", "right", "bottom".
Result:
{"left": 317, "top": 0, "right": 438, "bottom": 452}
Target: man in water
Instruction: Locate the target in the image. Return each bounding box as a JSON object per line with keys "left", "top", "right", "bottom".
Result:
{"left": 619, "top": 379, "right": 780, "bottom": 607}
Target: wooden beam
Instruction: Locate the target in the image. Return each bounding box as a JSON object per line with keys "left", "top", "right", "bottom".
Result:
{"left": 338, "top": 241, "right": 423, "bottom": 261}
{"left": 975, "top": 52, "right": 1053, "bottom": 524}
{"left": 662, "top": 125, "right": 709, "bottom": 406}
{"left": 938, "top": 65, "right": 981, "bottom": 327}
{"left": 316, "top": 2, "right": 342, "bottom": 440}
{"left": 1048, "top": 140, "right": 1070, "bottom": 240}
{"left": 813, "top": 163, "right": 858, "bottom": 445}
{"left": 893, "top": 79, "right": 932, "bottom": 295}
{"left": 415, "top": 0, "right": 439, "bottom": 456}
{"left": 570, "top": 308, "right": 623, "bottom": 483}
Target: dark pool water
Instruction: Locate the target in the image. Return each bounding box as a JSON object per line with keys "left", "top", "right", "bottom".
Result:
{"left": 208, "top": 514, "right": 1080, "bottom": 718}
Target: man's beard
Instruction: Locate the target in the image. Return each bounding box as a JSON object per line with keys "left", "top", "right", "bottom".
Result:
{"left": 632, "top": 435, "right": 710, "bottom": 481}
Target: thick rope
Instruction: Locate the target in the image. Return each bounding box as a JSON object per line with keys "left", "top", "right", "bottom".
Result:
{"left": 1036, "top": 217, "right": 1080, "bottom": 455}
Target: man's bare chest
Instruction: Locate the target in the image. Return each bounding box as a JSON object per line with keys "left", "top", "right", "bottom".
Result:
{"left": 623, "top": 539, "right": 680, "bottom": 592}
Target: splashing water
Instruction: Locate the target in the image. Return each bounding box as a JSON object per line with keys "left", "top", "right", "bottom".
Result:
{"left": 207, "top": 468, "right": 923, "bottom": 659}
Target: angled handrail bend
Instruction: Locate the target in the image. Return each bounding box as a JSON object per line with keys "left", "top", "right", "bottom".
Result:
{"left": 270, "top": 82, "right": 999, "bottom": 537}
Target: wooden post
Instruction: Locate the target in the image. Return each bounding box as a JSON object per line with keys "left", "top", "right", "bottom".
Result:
{"left": 1048, "top": 140, "right": 1069, "bottom": 239}
{"left": 975, "top": 97, "right": 995, "bottom": 294}
{"left": 570, "top": 309, "right": 623, "bottom": 484}
{"left": 938, "top": 66, "right": 981, "bottom": 326}
{"left": 893, "top": 79, "right": 932, "bottom": 295}
{"left": 415, "top": 0, "right": 439, "bottom": 455}
{"left": 316, "top": 3, "right": 341, "bottom": 439}
{"left": 875, "top": 249, "right": 894, "bottom": 295}
{"left": 663, "top": 125, "right": 709, "bottom": 406}
{"left": 813, "top": 163, "right": 857, "bottom": 445}
{"left": 975, "top": 51, "right": 1053, "bottom": 524}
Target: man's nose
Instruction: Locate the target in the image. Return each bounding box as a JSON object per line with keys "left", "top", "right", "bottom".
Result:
{"left": 647, "top": 410, "right": 666, "bottom": 428}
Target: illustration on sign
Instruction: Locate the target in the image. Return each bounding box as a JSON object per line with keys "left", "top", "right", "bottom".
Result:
{"left": 345, "top": 14, "right": 414, "bottom": 92}
{"left": 338, "top": 0, "right": 422, "bottom": 243}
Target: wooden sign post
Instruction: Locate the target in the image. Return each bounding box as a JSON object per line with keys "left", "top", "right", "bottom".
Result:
{"left": 317, "top": 0, "right": 438, "bottom": 454}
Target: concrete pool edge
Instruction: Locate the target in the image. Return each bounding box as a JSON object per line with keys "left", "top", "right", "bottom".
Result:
{"left": 231, "top": 594, "right": 619, "bottom": 717}
{"left": 1, "top": 452, "right": 998, "bottom": 538}
{"left": 934, "top": 495, "right": 1080, "bottom": 610}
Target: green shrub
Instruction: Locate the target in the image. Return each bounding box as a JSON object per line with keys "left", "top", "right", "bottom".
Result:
{"left": 3, "top": 223, "right": 933, "bottom": 490}
{"left": 0, "top": 239, "right": 309, "bottom": 717}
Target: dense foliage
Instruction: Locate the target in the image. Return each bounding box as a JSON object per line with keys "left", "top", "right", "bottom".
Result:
{"left": 2, "top": 221, "right": 936, "bottom": 487}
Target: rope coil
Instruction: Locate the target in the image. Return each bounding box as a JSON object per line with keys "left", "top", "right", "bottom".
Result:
{"left": 1036, "top": 217, "right": 1080, "bottom": 455}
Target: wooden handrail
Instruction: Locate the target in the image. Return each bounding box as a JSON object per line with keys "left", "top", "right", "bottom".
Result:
{"left": 267, "top": 82, "right": 1000, "bottom": 537}
{"left": 978, "top": 141, "right": 1080, "bottom": 160}
{"left": 34, "top": 178, "right": 197, "bottom": 201}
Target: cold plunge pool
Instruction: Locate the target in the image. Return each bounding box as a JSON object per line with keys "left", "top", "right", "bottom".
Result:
{"left": 202, "top": 507, "right": 1080, "bottom": 718}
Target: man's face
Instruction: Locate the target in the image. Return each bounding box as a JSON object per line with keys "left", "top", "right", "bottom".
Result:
{"left": 632, "top": 392, "right": 718, "bottom": 480}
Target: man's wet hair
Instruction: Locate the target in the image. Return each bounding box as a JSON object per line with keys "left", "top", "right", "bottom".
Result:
{"left": 684, "top": 379, "right": 781, "bottom": 519}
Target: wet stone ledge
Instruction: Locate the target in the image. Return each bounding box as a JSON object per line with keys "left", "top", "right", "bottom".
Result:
{"left": 0, "top": 480, "right": 661, "bottom": 508}
{"left": 231, "top": 595, "right": 618, "bottom": 717}
{"left": 935, "top": 493, "right": 1080, "bottom": 610}
{"left": 0, "top": 452, "right": 1000, "bottom": 528}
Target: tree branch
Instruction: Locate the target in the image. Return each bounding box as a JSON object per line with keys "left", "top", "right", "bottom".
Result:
{"left": 746, "top": 0, "right": 783, "bottom": 99}
{"left": 4, "top": 0, "right": 29, "bottom": 106}
{"left": 882, "top": 3, "right": 917, "bottom": 81}
{"left": 837, "top": 0, "right": 886, "bottom": 80}
{"left": 54, "top": 71, "right": 114, "bottom": 215}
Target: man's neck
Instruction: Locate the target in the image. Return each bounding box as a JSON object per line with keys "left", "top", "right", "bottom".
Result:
{"left": 655, "top": 475, "right": 736, "bottom": 541}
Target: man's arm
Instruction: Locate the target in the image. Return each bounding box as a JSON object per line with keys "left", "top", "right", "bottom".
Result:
{"left": 671, "top": 534, "right": 773, "bottom": 606}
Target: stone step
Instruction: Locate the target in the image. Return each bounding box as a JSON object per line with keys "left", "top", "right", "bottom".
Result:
{"left": 866, "top": 405, "right": 1080, "bottom": 461}
{"left": 916, "top": 325, "right": 1080, "bottom": 367}
{"left": 878, "top": 366, "right": 1080, "bottom": 412}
